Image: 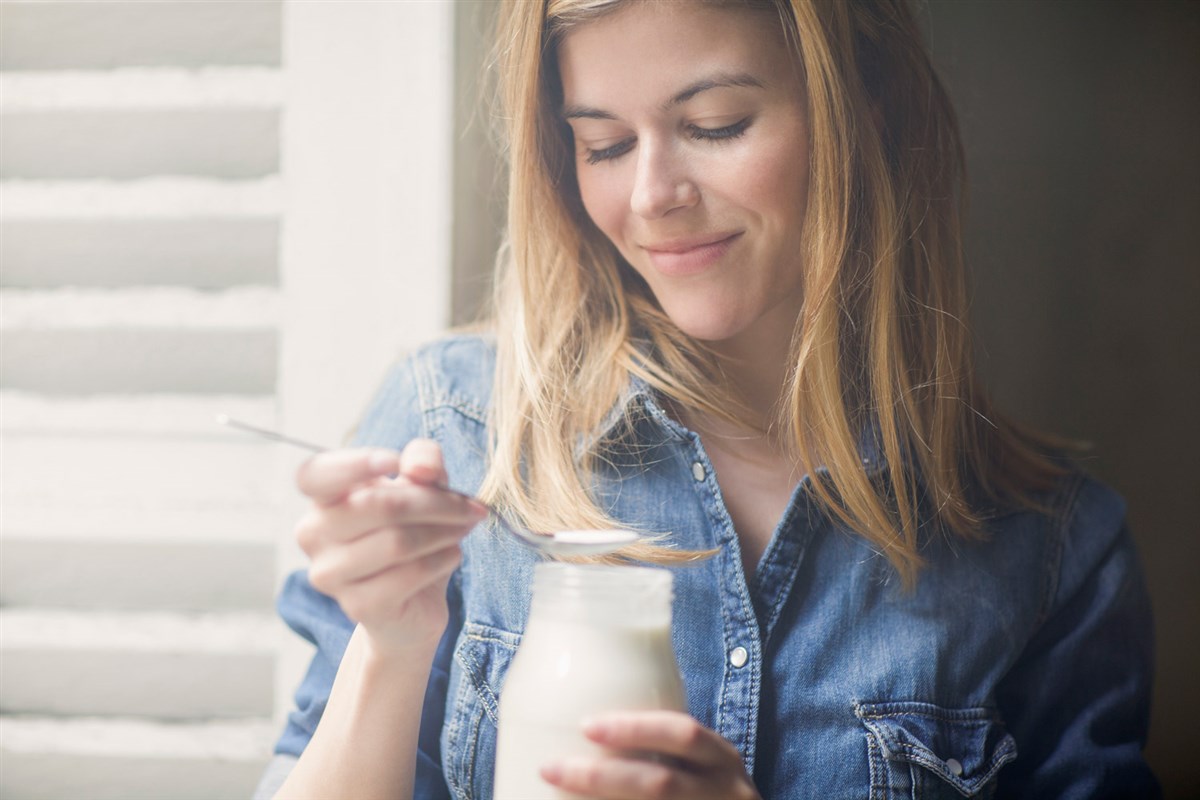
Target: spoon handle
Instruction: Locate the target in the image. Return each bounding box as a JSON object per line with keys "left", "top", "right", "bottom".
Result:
{"left": 216, "top": 415, "right": 325, "bottom": 453}
{"left": 216, "top": 415, "right": 545, "bottom": 550}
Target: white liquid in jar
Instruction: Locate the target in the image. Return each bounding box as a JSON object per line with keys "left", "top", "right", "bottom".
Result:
{"left": 493, "top": 565, "right": 685, "bottom": 800}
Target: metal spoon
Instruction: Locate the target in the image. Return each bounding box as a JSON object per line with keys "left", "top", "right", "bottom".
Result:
{"left": 216, "top": 415, "right": 641, "bottom": 556}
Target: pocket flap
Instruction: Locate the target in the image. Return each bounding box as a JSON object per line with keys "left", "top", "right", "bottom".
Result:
{"left": 855, "top": 701, "right": 1017, "bottom": 795}
{"left": 453, "top": 621, "right": 521, "bottom": 726}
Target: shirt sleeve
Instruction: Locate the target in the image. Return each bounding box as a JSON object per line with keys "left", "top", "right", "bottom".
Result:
{"left": 994, "top": 475, "right": 1160, "bottom": 798}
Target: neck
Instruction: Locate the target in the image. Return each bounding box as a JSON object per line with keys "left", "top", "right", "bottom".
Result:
{"left": 706, "top": 326, "right": 793, "bottom": 432}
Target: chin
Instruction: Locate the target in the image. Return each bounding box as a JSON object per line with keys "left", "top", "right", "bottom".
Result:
{"left": 661, "top": 307, "right": 748, "bottom": 344}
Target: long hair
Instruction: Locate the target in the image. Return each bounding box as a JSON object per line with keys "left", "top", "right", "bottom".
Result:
{"left": 479, "top": 0, "right": 1063, "bottom": 585}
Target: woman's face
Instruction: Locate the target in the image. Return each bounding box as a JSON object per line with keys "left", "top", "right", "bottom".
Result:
{"left": 558, "top": 1, "right": 809, "bottom": 351}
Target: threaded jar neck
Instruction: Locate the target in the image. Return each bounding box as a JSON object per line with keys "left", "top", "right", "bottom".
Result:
{"left": 529, "top": 563, "right": 674, "bottom": 627}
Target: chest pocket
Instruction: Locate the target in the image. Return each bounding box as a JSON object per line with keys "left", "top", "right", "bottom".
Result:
{"left": 443, "top": 622, "right": 521, "bottom": 800}
{"left": 855, "top": 701, "right": 1017, "bottom": 799}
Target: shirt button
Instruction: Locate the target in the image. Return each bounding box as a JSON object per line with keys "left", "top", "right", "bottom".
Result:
{"left": 945, "top": 758, "right": 963, "bottom": 777}
{"left": 691, "top": 461, "right": 705, "bottom": 481}
{"left": 729, "top": 646, "right": 748, "bottom": 668}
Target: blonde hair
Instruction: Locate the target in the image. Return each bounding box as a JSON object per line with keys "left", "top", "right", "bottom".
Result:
{"left": 478, "top": 0, "right": 1063, "bottom": 585}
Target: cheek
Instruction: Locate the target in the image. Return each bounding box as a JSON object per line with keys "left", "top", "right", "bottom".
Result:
{"left": 577, "top": 170, "right": 629, "bottom": 242}
{"left": 735, "top": 152, "right": 808, "bottom": 226}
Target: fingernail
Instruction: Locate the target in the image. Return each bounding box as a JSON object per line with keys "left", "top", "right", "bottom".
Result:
{"left": 581, "top": 715, "right": 608, "bottom": 739}
{"left": 539, "top": 763, "right": 562, "bottom": 784}
{"left": 468, "top": 500, "right": 489, "bottom": 517}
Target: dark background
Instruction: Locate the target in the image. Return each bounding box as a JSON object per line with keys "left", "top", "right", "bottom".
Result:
{"left": 925, "top": 1, "right": 1199, "bottom": 795}
{"left": 452, "top": 1, "right": 1200, "bottom": 795}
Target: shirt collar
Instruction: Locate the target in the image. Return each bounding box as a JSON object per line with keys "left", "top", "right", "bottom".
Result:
{"left": 580, "top": 371, "right": 887, "bottom": 478}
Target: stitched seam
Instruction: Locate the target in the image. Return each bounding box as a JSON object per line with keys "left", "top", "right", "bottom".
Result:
{"left": 444, "top": 672, "right": 468, "bottom": 800}
{"left": 456, "top": 644, "right": 500, "bottom": 725}
{"left": 867, "top": 733, "right": 887, "bottom": 800}
{"left": 1036, "top": 472, "right": 1082, "bottom": 628}
{"left": 465, "top": 632, "right": 519, "bottom": 648}
{"left": 858, "top": 709, "right": 999, "bottom": 724}
{"left": 758, "top": 481, "right": 816, "bottom": 643}
{"left": 426, "top": 392, "right": 487, "bottom": 425}
{"left": 462, "top": 696, "right": 485, "bottom": 798}
{"left": 413, "top": 352, "right": 435, "bottom": 440}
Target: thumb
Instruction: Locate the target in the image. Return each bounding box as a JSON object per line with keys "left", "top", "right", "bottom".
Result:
{"left": 398, "top": 438, "right": 448, "bottom": 488}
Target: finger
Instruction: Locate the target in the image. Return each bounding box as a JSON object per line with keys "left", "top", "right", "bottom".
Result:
{"left": 582, "top": 711, "right": 742, "bottom": 769}
{"left": 540, "top": 755, "right": 696, "bottom": 800}
{"left": 296, "top": 449, "right": 400, "bottom": 507}
{"left": 295, "top": 480, "right": 485, "bottom": 559}
{"left": 334, "top": 480, "right": 485, "bottom": 534}
{"left": 308, "top": 523, "right": 471, "bottom": 588}
{"left": 332, "top": 543, "right": 463, "bottom": 624}
{"left": 399, "top": 438, "right": 447, "bottom": 487}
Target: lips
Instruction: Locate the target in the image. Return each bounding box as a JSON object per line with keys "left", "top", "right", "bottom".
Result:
{"left": 642, "top": 232, "right": 742, "bottom": 276}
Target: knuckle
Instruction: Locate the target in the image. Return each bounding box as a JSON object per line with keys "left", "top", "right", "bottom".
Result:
{"left": 573, "top": 760, "right": 604, "bottom": 789}
{"left": 294, "top": 457, "right": 318, "bottom": 493}
{"left": 677, "top": 718, "right": 705, "bottom": 748}
{"left": 338, "top": 596, "right": 364, "bottom": 622}
{"left": 643, "top": 768, "right": 677, "bottom": 799}
{"left": 381, "top": 488, "right": 413, "bottom": 517}
{"left": 293, "top": 513, "right": 322, "bottom": 554}
{"left": 306, "top": 561, "right": 334, "bottom": 595}
{"left": 383, "top": 529, "right": 412, "bottom": 561}
{"left": 735, "top": 783, "right": 761, "bottom": 800}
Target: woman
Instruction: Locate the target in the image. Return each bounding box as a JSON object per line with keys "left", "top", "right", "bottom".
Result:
{"left": 258, "top": 1, "right": 1158, "bottom": 798}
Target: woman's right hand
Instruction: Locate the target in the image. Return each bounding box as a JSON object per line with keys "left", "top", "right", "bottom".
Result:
{"left": 293, "top": 439, "right": 487, "bottom": 657}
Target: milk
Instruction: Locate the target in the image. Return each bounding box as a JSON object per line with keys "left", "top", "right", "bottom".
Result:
{"left": 493, "top": 564, "right": 685, "bottom": 799}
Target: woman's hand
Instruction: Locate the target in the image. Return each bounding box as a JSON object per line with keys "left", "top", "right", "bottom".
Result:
{"left": 293, "top": 439, "right": 486, "bottom": 657}
{"left": 540, "top": 710, "right": 761, "bottom": 800}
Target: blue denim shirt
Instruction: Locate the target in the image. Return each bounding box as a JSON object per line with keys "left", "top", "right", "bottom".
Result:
{"left": 266, "top": 334, "right": 1158, "bottom": 799}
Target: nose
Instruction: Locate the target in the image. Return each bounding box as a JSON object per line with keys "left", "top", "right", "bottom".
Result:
{"left": 630, "top": 139, "right": 698, "bottom": 220}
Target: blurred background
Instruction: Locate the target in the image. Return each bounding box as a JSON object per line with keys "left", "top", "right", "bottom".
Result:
{"left": 0, "top": 1, "right": 1195, "bottom": 798}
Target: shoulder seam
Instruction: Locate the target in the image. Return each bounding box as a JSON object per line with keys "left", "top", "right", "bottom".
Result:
{"left": 1035, "top": 471, "right": 1086, "bottom": 627}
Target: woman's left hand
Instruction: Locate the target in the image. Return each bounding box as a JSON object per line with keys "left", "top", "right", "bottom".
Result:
{"left": 539, "top": 710, "right": 762, "bottom": 800}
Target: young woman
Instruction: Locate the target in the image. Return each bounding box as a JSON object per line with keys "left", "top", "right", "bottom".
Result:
{"left": 257, "top": 1, "right": 1158, "bottom": 798}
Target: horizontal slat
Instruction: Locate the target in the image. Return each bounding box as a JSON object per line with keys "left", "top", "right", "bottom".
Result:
{"left": 2, "top": 611, "right": 279, "bottom": 719}
{"left": 0, "top": 0, "right": 281, "bottom": 71}
{"left": 0, "top": 539, "right": 276, "bottom": 611}
{"left": 0, "top": 177, "right": 281, "bottom": 219}
{"left": 0, "top": 218, "right": 279, "bottom": 289}
{"left": 2, "top": 435, "right": 292, "bottom": 529}
{"left": 0, "top": 68, "right": 282, "bottom": 110}
{"left": 0, "top": 287, "right": 279, "bottom": 330}
{"left": 3, "top": 651, "right": 273, "bottom": 719}
{"left": 0, "top": 750, "right": 269, "bottom": 800}
{"left": 0, "top": 715, "right": 274, "bottom": 759}
{"left": 0, "top": 392, "right": 277, "bottom": 435}
{"left": 1, "top": 109, "right": 279, "bottom": 180}
{"left": 0, "top": 329, "right": 277, "bottom": 393}
{"left": 1, "top": 609, "right": 279, "bottom": 654}
{"left": 1, "top": 505, "right": 287, "bottom": 545}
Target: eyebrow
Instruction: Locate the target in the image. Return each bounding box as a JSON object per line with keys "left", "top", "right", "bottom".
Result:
{"left": 561, "top": 71, "right": 765, "bottom": 121}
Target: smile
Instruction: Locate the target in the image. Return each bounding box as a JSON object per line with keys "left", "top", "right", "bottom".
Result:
{"left": 642, "top": 232, "right": 743, "bottom": 276}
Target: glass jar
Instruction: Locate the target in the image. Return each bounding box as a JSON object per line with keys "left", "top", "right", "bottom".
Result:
{"left": 493, "top": 562, "right": 685, "bottom": 799}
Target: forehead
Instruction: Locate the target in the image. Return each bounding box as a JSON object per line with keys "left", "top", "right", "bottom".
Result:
{"left": 555, "top": 3, "right": 793, "bottom": 106}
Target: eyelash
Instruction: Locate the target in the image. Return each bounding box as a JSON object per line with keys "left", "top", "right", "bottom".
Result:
{"left": 584, "top": 117, "right": 752, "bottom": 165}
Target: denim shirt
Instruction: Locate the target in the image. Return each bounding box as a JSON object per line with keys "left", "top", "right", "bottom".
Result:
{"left": 265, "top": 334, "right": 1158, "bottom": 799}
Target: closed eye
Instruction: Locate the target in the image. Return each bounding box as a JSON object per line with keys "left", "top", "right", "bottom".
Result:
{"left": 585, "top": 137, "right": 635, "bottom": 165}
{"left": 688, "top": 117, "right": 752, "bottom": 142}
{"left": 582, "top": 117, "right": 752, "bottom": 165}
